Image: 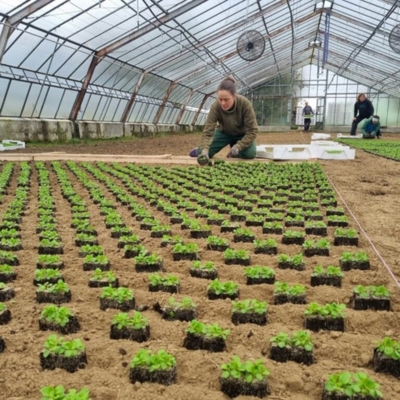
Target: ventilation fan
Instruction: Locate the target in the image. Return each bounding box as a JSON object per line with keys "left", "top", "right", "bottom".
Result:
{"left": 389, "top": 24, "right": 400, "bottom": 54}
{"left": 237, "top": 30, "right": 266, "bottom": 61}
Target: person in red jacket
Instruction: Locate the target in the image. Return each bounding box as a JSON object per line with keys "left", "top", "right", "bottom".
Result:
{"left": 350, "top": 93, "right": 374, "bottom": 136}
{"left": 189, "top": 76, "right": 258, "bottom": 164}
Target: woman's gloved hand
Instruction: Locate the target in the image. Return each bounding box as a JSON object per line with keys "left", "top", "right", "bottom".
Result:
{"left": 227, "top": 144, "right": 240, "bottom": 158}
{"left": 197, "top": 149, "right": 210, "bottom": 165}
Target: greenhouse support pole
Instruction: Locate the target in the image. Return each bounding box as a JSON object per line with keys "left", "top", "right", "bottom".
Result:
{"left": 121, "top": 71, "right": 148, "bottom": 123}
{"left": 176, "top": 90, "right": 194, "bottom": 124}
{"left": 154, "top": 82, "right": 177, "bottom": 125}
{"left": 192, "top": 94, "right": 210, "bottom": 125}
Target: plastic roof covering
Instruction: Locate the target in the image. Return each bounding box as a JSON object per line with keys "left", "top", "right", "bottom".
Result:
{"left": 0, "top": 0, "right": 400, "bottom": 122}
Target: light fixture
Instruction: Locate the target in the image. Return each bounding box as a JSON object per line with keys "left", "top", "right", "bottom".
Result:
{"left": 314, "top": 0, "right": 334, "bottom": 11}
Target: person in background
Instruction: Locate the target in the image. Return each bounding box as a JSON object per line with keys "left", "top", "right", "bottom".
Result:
{"left": 189, "top": 76, "right": 258, "bottom": 163}
{"left": 361, "top": 115, "right": 381, "bottom": 139}
{"left": 350, "top": 93, "right": 374, "bottom": 136}
{"left": 302, "top": 101, "right": 314, "bottom": 132}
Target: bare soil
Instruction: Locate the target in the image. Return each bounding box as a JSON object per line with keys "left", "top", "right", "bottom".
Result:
{"left": 1, "top": 131, "right": 400, "bottom": 400}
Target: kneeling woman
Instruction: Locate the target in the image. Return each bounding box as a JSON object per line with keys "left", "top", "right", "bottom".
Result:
{"left": 190, "top": 76, "right": 258, "bottom": 162}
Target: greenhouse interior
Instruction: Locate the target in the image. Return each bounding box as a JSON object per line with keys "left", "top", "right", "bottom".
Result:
{"left": 2, "top": 2, "right": 400, "bottom": 400}
{"left": 1, "top": 0, "right": 400, "bottom": 141}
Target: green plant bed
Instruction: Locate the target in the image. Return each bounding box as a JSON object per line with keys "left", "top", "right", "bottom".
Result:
{"left": 231, "top": 299, "right": 268, "bottom": 326}
{"left": 129, "top": 349, "right": 176, "bottom": 386}
{"left": 305, "top": 221, "right": 328, "bottom": 236}
{"left": 38, "top": 240, "right": 64, "bottom": 255}
{"left": 83, "top": 254, "right": 110, "bottom": 271}
{"left": 183, "top": 320, "right": 230, "bottom": 352}
{"left": 0, "top": 238, "right": 22, "bottom": 251}
{"left": 350, "top": 285, "right": 390, "bottom": 311}
{"left": 220, "top": 356, "right": 270, "bottom": 398}
{"left": 74, "top": 233, "right": 99, "bottom": 246}
{"left": 372, "top": 337, "right": 400, "bottom": 379}
{"left": 160, "top": 234, "right": 183, "bottom": 248}
{"left": 118, "top": 234, "right": 141, "bottom": 248}
{"left": 39, "top": 305, "right": 80, "bottom": 334}
{"left": 110, "top": 311, "right": 150, "bottom": 342}
{"left": 39, "top": 334, "right": 87, "bottom": 373}
{"left": 262, "top": 222, "right": 283, "bottom": 235}
{"left": 0, "top": 303, "right": 11, "bottom": 325}
{"left": 269, "top": 330, "right": 314, "bottom": 366}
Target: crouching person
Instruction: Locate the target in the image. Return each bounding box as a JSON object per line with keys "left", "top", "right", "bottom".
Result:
{"left": 361, "top": 115, "right": 381, "bottom": 139}
{"left": 189, "top": 76, "right": 258, "bottom": 163}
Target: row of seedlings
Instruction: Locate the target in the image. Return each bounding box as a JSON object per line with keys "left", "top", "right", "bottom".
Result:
{"left": 0, "top": 162, "right": 31, "bottom": 351}
{"left": 34, "top": 162, "right": 88, "bottom": 375}
{"left": 62, "top": 161, "right": 153, "bottom": 344}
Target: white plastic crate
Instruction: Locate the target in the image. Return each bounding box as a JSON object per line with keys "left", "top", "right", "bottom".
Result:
{"left": 256, "top": 144, "right": 314, "bottom": 160}
{"left": 336, "top": 133, "right": 362, "bottom": 139}
{"left": 311, "top": 133, "right": 331, "bottom": 140}
{"left": 0, "top": 140, "right": 25, "bottom": 151}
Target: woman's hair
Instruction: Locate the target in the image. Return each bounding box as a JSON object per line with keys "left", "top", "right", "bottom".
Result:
{"left": 217, "top": 76, "right": 236, "bottom": 95}
{"left": 357, "top": 93, "right": 366, "bottom": 101}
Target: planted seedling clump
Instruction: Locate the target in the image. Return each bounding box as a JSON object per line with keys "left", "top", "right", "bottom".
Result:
{"left": 35, "top": 279, "right": 71, "bottom": 304}
{"left": 207, "top": 279, "right": 239, "bottom": 300}
{"left": 0, "top": 282, "right": 15, "bottom": 301}
{"left": 0, "top": 264, "right": 17, "bottom": 283}
{"left": 334, "top": 228, "right": 359, "bottom": 246}
{"left": 269, "top": 330, "right": 314, "bottom": 365}
{"left": 322, "top": 371, "right": 383, "bottom": 400}
{"left": 189, "top": 261, "right": 218, "bottom": 280}
{"left": 372, "top": 336, "right": 400, "bottom": 378}
{"left": 244, "top": 266, "right": 275, "bottom": 285}
{"left": 220, "top": 356, "right": 270, "bottom": 398}
{"left": 0, "top": 302, "right": 11, "bottom": 325}
{"left": 172, "top": 243, "right": 199, "bottom": 261}
{"left": 223, "top": 248, "right": 251, "bottom": 266}
{"left": 40, "top": 334, "right": 87, "bottom": 373}
{"left": 88, "top": 268, "right": 119, "bottom": 288}
{"left": 302, "top": 238, "right": 330, "bottom": 257}
{"left": 277, "top": 253, "right": 305, "bottom": 271}
{"left": 39, "top": 386, "right": 90, "bottom": 400}
{"left": 129, "top": 348, "right": 176, "bottom": 385}
{"left": 311, "top": 266, "right": 343, "bottom": 287}
{"left": 304, "top": 302, "right": 346, "bottom": 332}
{"left": 100, "top": 286, "right": 135, "bottom": 311}
{"left": 183, "top": 319, "right": 230, "bottom": 352}
{"left": 206, "top": 235, "right": 230, "bottom": 251}
{"left": 350, "top": 285, "right": 390, "bottom": 311}
{"left": 231, "top": 299, "right": 268, "bottom": 326}
{"left": 110, "top": 311, "right": 150, "bottom": 342}
{"left": 274, "top": 282, "right": 306, "bottom": 305}
{"left": 39, "top": 304, "right": 80, "bottom": 334}
{"left": 134, "top": 252, "right": 163, "bottom": 272}
{"left": 339, "top": 251, "right": 370, "bottom": 271}
{"left": 155, "top": 296, "right": 198, "bottom": 322}
{"left": 148, "top": 273, "right": 180, "bottom": 294}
